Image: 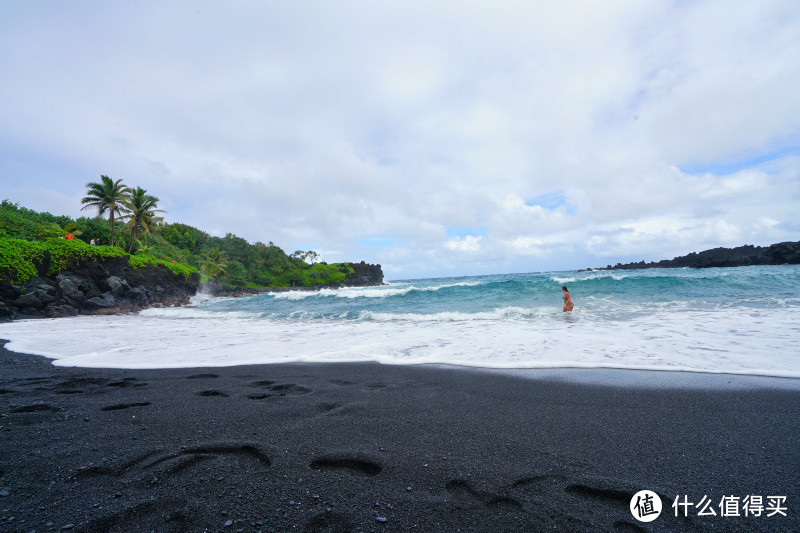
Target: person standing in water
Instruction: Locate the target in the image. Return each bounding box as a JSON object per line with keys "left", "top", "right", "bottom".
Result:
{"left": 562, "top": 285, "right": 574, "bottom": 312}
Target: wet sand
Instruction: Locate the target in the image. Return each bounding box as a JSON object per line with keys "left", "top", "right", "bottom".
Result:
{"left": 0, "top": 341, "right": 798, "bottom": 532}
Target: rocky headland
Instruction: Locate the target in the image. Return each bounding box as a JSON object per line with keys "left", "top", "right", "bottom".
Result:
{"left": 0, "top": 257, "right": 384, "bottom": 321}
{"left": 0, "top": 254, "right": 201, "bottom": 321}
{"left": 598, "top": 241, "right": 800, "bottom": 270}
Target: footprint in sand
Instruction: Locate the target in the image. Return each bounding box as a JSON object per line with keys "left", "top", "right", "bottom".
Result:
{"left": 445, "top": 479, "right": 523, "bottom": 511}
{"left": 84, "top": 498, "right": 192, "bottom": 532}
{"left": 20, "top": 376, "right": 149, "bottom": 395}
{"left": 564, "top": 483, "right": 635, "bottom": 509}
{"left": 310, "top": 455, "right": 382, "bottom": 476}
{"left": 10, "top": 403, "right": 62, "bottom": 413}
{"left": 327, "top": 379, "right": 354, "bottom": 386}
{"left": 106, "top": 378, "right": 148, "bottom": 388}
{"left": 195, "top": 390, "right": 229, "bottom": 397}
{"left": 101, "top": 402, "right": 152, "bottom": 411}
{"left": 506, "top": 474, "right": 689, "bottom": 531}
{"left": 74, "top": 442, "right": 272, "bottom": 482}
{"left": 246, "top": 381, "right": 311, "bottom": 399}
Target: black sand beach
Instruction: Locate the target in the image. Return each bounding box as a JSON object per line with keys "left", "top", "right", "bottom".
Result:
{"left": 0, "top": 341, "right": 798, "bottom": 532}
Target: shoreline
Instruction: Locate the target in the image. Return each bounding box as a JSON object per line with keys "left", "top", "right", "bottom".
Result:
{"left": 432, "top": 364, "right": 800, "bottom": 390}
{"left": 1, "top": 343, "right": 798, "bottom": 532}
{"left": 2, "top": 327, "right": 800, "bottom": 382}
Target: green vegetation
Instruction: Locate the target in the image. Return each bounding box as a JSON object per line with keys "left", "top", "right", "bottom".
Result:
{"left": 1, "top": 188, "right": 353, "bottom": 289}
{"left": 0, "top": 235, "right": 193, "bottom": 284}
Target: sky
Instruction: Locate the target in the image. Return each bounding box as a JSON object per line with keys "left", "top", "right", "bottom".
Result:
{"left": 1, "top": 1, "right": 798, "bottom": 280}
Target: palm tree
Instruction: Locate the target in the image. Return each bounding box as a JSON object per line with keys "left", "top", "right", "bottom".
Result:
{"left": 119, "top": 187, "right": 164, "bottom": 253}
{"left": 80, "top": 175, "right": 130, "bottom": 247}
{"left": 201, "top": 247, "right": 229, "bottom": 277}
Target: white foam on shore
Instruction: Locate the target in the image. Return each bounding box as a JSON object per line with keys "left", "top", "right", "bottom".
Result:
{"left": 0, "top": 306, "right": 798, "bottom": 379}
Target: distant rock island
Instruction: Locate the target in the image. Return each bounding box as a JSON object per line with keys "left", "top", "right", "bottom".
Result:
{"left": 597, "top": 241, "right": 800, "bottom": 270}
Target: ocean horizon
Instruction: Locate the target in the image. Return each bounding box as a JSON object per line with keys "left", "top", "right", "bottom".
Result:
{"left": 1, "top": 264, "right": 798, "bottom": 379}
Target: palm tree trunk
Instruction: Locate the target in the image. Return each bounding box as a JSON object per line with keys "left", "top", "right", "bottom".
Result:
{"left": 128, "top": 225, "right": 138, "bottom": 253}
{"left": 109, "top": 211, "right": 115, "bottom": 247}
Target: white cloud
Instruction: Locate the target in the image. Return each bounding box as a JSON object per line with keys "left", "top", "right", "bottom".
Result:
{"left": 445, "top": 235, "right": 483, "bottom": 253}
{"left": 0, "top": 0, "right": 798, "bottom": 279}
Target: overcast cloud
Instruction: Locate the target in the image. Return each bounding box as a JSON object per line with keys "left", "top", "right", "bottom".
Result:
{"left": 1, "top": 0, "right": 798, "bottom": 278}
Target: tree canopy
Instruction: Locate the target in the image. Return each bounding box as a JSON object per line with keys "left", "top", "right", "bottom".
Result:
{"left": 120, "top": 186, "right": 164, "bottom": 252}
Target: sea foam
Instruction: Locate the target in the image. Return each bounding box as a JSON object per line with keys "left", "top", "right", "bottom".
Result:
{"left": 0, "top": 266, "right": 798, "bottom": 378}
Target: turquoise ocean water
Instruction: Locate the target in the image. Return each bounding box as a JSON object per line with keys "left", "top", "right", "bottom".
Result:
{"left": 1, "top": 265, "right": 798, "bottom": 377}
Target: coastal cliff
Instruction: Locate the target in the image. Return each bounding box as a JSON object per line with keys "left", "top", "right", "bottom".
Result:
{"left": 0, "top": 257, "right": 384, "bottom": 320}
{"left": 600, "top": 241, "right": 800, "bottom": 270}
{"left": 0, "top": 254, "right": 201, "bottom": 320}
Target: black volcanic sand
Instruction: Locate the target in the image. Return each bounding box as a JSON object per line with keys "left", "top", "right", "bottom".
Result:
{"left": 0, "top": 342, "right": 798, "bottom": 532}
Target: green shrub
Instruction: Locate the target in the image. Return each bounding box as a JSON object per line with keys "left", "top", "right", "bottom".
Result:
{"left": 44, "top": 237, "right": 127, "bottom": 274}
{"left": 160, "top": 223, "right": 209, "bottom": 253}
{"left": 0, "top": 235, "right": 198, "bottom": 283}
{"left": 127, "top": 253, "right": 198, "bottom": 278}
{"left": 0, "top": 236, "right": 46, "bottom": 282}
{"left": 0, "top": 236, "right": 122, "bottom": 282}
{"left": 298, "top": 263, "right": 352, "bottom": 286}
{"left": 0, "top": 201, "right": 45, "bottom": 240}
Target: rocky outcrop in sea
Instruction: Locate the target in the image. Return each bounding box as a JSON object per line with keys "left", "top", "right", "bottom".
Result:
{"left": 345, "top": 261, "right": 385, "bottom": 286}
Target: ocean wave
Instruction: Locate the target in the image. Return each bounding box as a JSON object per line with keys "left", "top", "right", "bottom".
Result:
{"left": 549, "top": 267, "right": 795, "bottom": 285}
{"left": 358, "top": 306, "right": 554, "bottom": 322}
{"left": 550, "top": 272, "right": 629, "bottom": 283}
{"left": 267, "top": 290, "right": 325, "bottom": 301}
{"left": 139, "top": 307, "right": 263, "bottom": 320}
{"left": 267, "top": 280, "right": 482, "bottom": 300}
{"left": 188, "top": 292, "right": 217, "bottom": 305}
